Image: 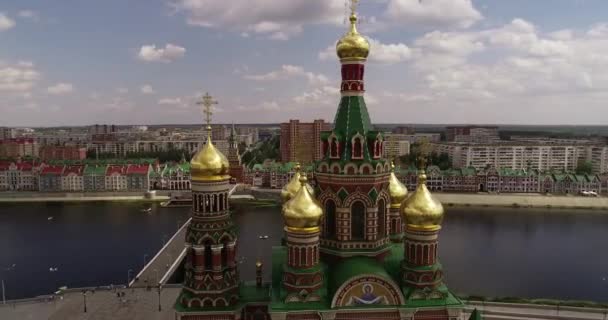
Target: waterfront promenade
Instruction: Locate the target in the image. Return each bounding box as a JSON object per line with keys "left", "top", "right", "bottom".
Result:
{"left": 251, "top": 187, "right": 608, "bottom": 210}
{"left": 0, "top": 191, "right": 169, "bottom": 203}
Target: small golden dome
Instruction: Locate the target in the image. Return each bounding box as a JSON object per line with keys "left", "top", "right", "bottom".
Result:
{"left": 388, "top": 162, "right": 408, "bottom": 207}
{"left": 336, "top": 14, "right": 370, "bottom": 61}
{"left": 281, "top": 163, "right": 314, "bottom": 202}
{"left": 282, "top": 175, "right": 323, "bottom": 233}
{"left": 190, "top": 135, "right": 230, "bottom": 182}
{"left": 400, "top": 168, "right": 444, "bottom": 231}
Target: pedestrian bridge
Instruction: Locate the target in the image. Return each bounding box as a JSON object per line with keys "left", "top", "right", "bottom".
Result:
{"left": 130, "top": 184, "right": 240, "bottom": 288}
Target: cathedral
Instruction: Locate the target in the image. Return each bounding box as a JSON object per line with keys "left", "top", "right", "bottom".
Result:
{"left": 174, "top": 5, "right": 480, "bottom": 320}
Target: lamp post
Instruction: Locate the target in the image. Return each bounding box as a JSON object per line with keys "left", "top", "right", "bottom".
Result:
{"left": 153, "top": 268, "right": 159, "bottom": 284}
{"left": 82, "top": 290, "right": 87, "bottom": 313}
{"left": 143, "top": 254, "right": 149, "bottom": 266}
{"left": 127, "top": 269, "right": 133, "bottom": 287}
{"left": 161, "top": 234, "right": 169, "bottom": 246}
{"left": 157, "top": 284, "right": 162, "bottom": 312}
{"left": 1, "top": 279, "right": 5, "bottom": 305}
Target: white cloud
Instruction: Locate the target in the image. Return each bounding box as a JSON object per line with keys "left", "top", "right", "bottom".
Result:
{"left": 293, "top": 86, "right": 338, "bottom": 105}
{"left": 18, "top": 10, "right": 38, "bottom": 20}
{"left": 140, "top": 84, "right": 155, "bottom": 94}
{"left": 169, "top": 0, "right": 343, "bottom": 40}
{"left": 47, "top": 83, "right": 74, "bottom": 95}
{"left": 116, "top": 87, "right": 129, "bottom": 94}
{"left": 385, "top": 0, "right": 482, "bottom": 29}
{"left": 158, "top": 97, "right": 184, "bottom": 105}
{"left": 137, "top": 44, "right": 186, "bottom": 63}
{"left": 245, "top": 65, "right": 329, "bottom": 85}
{"left": 236, "top": 101, "right": 280, "bottom": 112}
{"left": 0, "top": 62, "right": 40, "bottom": 92}
{"left": 0, "top": 13, "right": 15, "bottom": 31}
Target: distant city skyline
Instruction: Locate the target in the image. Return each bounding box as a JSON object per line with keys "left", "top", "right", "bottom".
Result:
{"left": 3, "top": 0, "right": 608, "bottom": 126}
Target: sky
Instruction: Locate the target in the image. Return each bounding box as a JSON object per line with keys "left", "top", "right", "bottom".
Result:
{"left": 2, "top": 0, "right": 608, "bottom": 126}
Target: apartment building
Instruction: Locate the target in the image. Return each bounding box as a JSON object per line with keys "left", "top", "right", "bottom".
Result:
{"left": 280, "top": 120, "right": 331, "bottom": 164}
{"left": 383, "top": 139, "right": 410, "bottom": 159}
{"left": 446, "top": 126, "right": 499, "bottom": 143}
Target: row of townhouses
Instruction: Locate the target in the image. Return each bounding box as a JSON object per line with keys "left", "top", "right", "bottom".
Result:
{"left": 0, "top": 160, "right": 192, "bottom": 192}
{"left": 2, "top": 159, "right": 606, "bottom": 194}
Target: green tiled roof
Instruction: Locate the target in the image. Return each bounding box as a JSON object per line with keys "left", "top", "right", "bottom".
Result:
{"left": 329, "top": 257, "right": 391, "bottom": 297}
{"left": 327, "top": 95, "right": 374, "bottom": 162}
{"left": 84, "top": 164, "right": 106, "bottom": 175}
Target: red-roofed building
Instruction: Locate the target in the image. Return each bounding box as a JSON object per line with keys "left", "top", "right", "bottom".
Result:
{"left": 62, "top": 165, "right": 84, "bottom": 191}
{"left": 40, "top": 146, "right": 86, "bottom": 161}
{"left": 39, "top": 165, "right": 65, "bottom": 191}
{"left": 126, "top": 164, "right": 151, "bottom": 191}
{"left": 0, "top": 138, "right": 39, "bottom": 158}
{"left": 0, "top": 161, "right": 37, "bottom": 191}
{"left": 105, "top": 165, "right": 127, "bottom": 191}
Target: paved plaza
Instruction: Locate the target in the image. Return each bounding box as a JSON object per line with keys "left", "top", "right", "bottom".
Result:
{"left": 0, "top": 287, "right": 180, "bottom": 320}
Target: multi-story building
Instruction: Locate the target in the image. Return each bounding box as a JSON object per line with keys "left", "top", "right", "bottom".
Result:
{"left": 149, "top": 162, "right": 191, "bottom": 190}
{"left": 211, "top": 125, "right": 229, "bottom": 141}
{"left": 61, "top": 165, "right": 84, "bottom": 191}
{"left": 446, "top": 125, "right": 499, "bottom": 143}
{"left": 89, "top": 124, "right": 117, "bottom": 135}
{"left": 0, "top": 138, "right": 39, "bottom": 158}
{"left": 0, "top": 161, "right": 36, "bottom": 191}
{"left": 236, "top": 126, "right": 259, "bottom": 144}
{"left": 0, "top": 127, "right": 16, "bottom": 140}
{"left": 280, "top": 119, "right": 331, "bottom": 164}
{"left": 392, "top": 126, "right": 415, "bottom": 134}
{"left": 588, "top": 146, "right": 608, "bottom": 174}
{"left": 126, "top": 164, "right": 150, "bottom": 191}
{"left": 40, "top": 145, "right": 87, "bottom": 161}
{"left": 83, "top": 165, "right": 106, "bottom": 191}
{"left": 383, "top": 133, "right": 441, "bottom": 145}
{"left": 39, "top": 165, "right": 64, "bottom": 192}
{"left": 383, "top": 138, "right": 410, "bottom": 159}
{"left": 434, "top": 143, "right": 582, "bottom": 172}
{"left": 105, "top": 165, "right": 127, "bottom": 191}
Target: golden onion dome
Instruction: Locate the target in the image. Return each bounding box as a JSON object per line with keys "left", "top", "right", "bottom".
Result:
{"left": 400, "top": 166, "right": 444, "bottom": 231}
{"left": 336, "top": 14, "right": 370, "bottom": 61}
{"left": 190, "top": 135, "right": 230, "bottom": 182}
{"left": 282, "top": 175, "right": 323, "bottom": 234}
{"left": 388, "top": 162, "right": 408, "bottom": 207}
{"left": 281, "top": 163, "right": 314, "bottom": 202}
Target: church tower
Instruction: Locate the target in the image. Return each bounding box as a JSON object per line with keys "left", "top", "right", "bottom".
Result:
{"left": 176, "top": 93, "right": 239, "bottom": 319}
{"left": 227, "top": 123, "right": 244, "bottom": 182}
{"left": 315, "top": 3, "right": 391, "bottom": 260}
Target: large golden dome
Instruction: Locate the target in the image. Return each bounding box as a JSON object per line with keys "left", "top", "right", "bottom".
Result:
{"left": 400, "top": 168, "right": 444, "bottom": 231}
{"left": 388, "top": 162, "right": 408, "bottom": 208}
{"left": 281, "top": 163, "right": 314, "bottom": 202}
{"left": 282, "top": 175, "right": 323, "bottom": 233}
{"left": 336, "top": 14, "right": 370, "bottom": 61}
{"left": 190, "top": 136, "right": 230, "bottom": 182}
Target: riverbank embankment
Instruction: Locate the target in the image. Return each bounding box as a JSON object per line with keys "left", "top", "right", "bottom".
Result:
{"left": 0, "top": 191, "right": 170, "bottom": 203}
{"left": 251, "top": 187, "right": 608, "bottom": 210}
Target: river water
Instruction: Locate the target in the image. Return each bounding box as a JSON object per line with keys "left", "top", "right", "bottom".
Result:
{"left": 1, "top": 202, "right": 607, "bottom": 302}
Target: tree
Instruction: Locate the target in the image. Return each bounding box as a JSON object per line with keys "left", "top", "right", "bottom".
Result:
{"left": 576, "top": 161, "right": 593, "bottom": 175}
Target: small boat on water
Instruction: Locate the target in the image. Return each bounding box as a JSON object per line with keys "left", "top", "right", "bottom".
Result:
{"left": 161, "top": 195, "right": 192, "bottom": 208}
{"left": 141, "top": 208, "right": 152, "bottom": 213}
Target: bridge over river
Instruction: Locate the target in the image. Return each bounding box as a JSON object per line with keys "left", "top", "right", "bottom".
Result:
{"left": 129, "top": 184, "right": 241, "bottom": 289}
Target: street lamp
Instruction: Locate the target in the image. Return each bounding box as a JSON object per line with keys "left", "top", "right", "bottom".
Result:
{"left": 82, "top": 290, "right": 87, "bottom": 313}
{"left": 127, "top": 269, "right": 133, "bottom": 287}
{"left": 2, "top": 263, "right": 16, "bottom": 304}
{"left": 143, "top": 254, "right": 149, "bottom": 266}
{"left": 161, "top": 234, "right": 169, "bottom": 246}
{"left": 157, "top": 284, "right": 162, "bottom": 312}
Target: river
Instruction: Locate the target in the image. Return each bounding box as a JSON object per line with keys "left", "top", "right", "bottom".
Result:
{"left": 1, "top": 202, "right": 607, "bottom": 302}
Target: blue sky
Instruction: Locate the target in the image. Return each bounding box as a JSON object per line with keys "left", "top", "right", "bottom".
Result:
{"left": 2, "top": 0, "right": 608, "bottom": 126}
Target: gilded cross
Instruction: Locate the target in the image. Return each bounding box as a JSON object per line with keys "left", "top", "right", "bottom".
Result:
{"left": 196, "top": 92, "right": 218, "bottom": 131}
{"left": 349, "top": 0, "right": 359, "bottom": 16}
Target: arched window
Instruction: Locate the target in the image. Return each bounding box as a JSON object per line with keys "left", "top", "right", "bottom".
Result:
{"left": 331, "top": 139, "right": 338, "bottom": 158}
{"left": 351, "top": 201, "right": 366, "bottom": 240}
{"left": 353, "top": 137, "right": 362, "bottom": 159}
{"left": 378, "top": 199, "right": 386, "bottom": 237}
{"left": 325, "top": 200, "right": 336, "bottom": 238}
{"left": 375, "top": 140, "right": 381, "bottom": 157}
{"left": 204, "top": 241, "right": 212, "bottom": 270}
